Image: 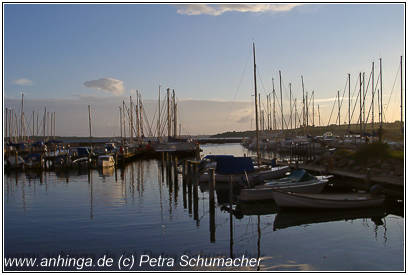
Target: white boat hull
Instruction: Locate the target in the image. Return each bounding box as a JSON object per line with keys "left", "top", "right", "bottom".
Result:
{"left": 239, "top": 179, "right": 327, "bottom": 202}
{"left": 199, "top": 166, "right": 290, "bottom": 184}
{"left": 273, "top": 191, "right": 385, "bottom": 209}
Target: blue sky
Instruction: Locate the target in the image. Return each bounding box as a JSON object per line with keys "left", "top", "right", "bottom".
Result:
{"left": 4, "top": 3, "right": 405, "bottom": 135}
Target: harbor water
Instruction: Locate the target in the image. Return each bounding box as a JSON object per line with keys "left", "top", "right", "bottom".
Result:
{"left": 4, "top": 144, "right": 404, "bottom": 271}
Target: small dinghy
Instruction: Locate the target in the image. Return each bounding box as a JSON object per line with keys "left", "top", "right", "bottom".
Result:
{"left": 273, "top": 191, "right": 385, "bottom": 209}
{"left": 239, "top": 169, "right": 330, "bottom": 202}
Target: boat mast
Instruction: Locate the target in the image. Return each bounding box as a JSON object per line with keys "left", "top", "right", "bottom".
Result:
{"left": 119, "top": 106, "right": 123, "bottom": 142}
{"left": 400, "top": 55, "right": 404, "bottom": 134}
{"left": 158, "top": 85, "right": 161, "bottom": 138}
{"left": 167, "top": 88, "right": 171, "bottom": 139}
{"left": 253, "top": 43, "right": 260, "bottom": 164}
{"left": 279, "top": 70, "right": 283, "bottom": 132}
{"left": 173, "top": 89, "right": 177, "bottom": 138}
{"left": 371, "top": 62, "right": 375, "bottom": 134}
{"left": 289, "top": 83, "right": 292, "bottom": 131}
{"left": 312, "top": 91, "right": 315, "bottom": 127}
{"left": 379, "top": 58, "right": 383, "bottom": 142}
{"left": 272, "top": 78, "right": 276, "bottom": 131}
{"left": 348, "top": 73, "right": 351, "bottom": 131}
{"left": 130, "top": 96, "right": 134, "bottom": 141}
{"left": 359, "top": 72, "right": 362, "bottom": 137}
{"left": 294, "top": 98, "right": 297, "bottom": 130}
{"left": 337, "top": 90, "right": 341, "bottom": 127}
{"left": 363, "top": 72, "right": 365, "bottom": 132}
{"left": 301, "top": 76, "right": 305, "bottom": 134}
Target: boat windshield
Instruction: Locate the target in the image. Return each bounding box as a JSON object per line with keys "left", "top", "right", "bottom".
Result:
{"left": 287, "top": 169, "right": 316, "bottom": 182}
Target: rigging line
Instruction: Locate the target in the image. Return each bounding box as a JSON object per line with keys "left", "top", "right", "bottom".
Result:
{"left": 273, "top": 88, "right": 289, "bottom": 130}
{"left": 337, "top": 77, "right": 351, "bottom": 124}
{"left": 350, "top": 76, "right": 362, "bottom": 124}
{"left": 349, "top": 74, "right": 360, "bottom": 121}
{"left": 351, "top": 72, "right": 379, "bottom": 124}
{"left": 256, "top": 66, "right": 269, "bottom": 95}
{"left": 326, "top": 93, "right": 337, "bottom": 126}
{"left": 384, "top": 63, "right": 401, "bottom": 118}
{"left": 141, "top": 104, "right": 153, "bottom": 137}
{"left": 361, "top": 70, "right": 373, "bottom": 112}
{"left": 233, "top": 51, "right": 251, "bottom": 101}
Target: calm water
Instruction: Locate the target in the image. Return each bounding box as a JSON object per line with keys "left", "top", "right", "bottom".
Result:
{"left": 4, "top": 144, "right": 404, "bottom": 271}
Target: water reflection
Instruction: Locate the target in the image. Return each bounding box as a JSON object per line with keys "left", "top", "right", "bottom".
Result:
{"left": 3, "top": 144, "right": 404, "bottom": 271}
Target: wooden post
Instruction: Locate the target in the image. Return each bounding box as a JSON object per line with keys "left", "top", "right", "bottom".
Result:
{"left": 229, "top": 175, "right": 234, "bottom": 258}
{"left": 182, "top": 160, "right": 187, "bottom": 209}
{"left": 187, "top": 161, "right": 192, "bottom": 214}
{"left": 193, "top": 163, "right": 199, "bottom": 224}
{"left": 209, "top": 168, "right": 216, "bottom": 243}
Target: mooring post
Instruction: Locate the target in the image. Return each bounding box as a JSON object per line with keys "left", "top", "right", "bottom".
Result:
{"left": 15, "top": 150, "right": 18, "bottom": 169}
{"left": 182, "top": 160, "right": 187, "bottom": 209}
{"left": 209, "top": 168, "right": 216, "bottom": 243}
{"left": 195, "top": 143, "right": 200, "bottom": 160}
{"left": 187, "top": 161, "right": 192, "bottom": 214}
{"left": 193, "top": 162, "right": 199, "bottom": 225}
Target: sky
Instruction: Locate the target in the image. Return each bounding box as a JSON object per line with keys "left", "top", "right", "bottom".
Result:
{"left": 3, "top": 3, "right": 405, "bottom": 136}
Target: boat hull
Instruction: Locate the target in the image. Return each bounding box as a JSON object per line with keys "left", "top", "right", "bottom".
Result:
{"left": 199, "top": 166, "right": 290, "bottom": 184}
{"left": 273, "top": 191, "right": 385, "bottom": 209}
{"left": 239, "top": 180, "right": 327, "bottom": 202}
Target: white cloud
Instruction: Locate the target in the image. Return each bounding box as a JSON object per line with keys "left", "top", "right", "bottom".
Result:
{"left": 14, "top": 78, "right": 33, "bottom": 86}
{"left": 176, "top": 4, "right": 302, "bottom": 16}
{"left": 83, "top": 77, "right": 124, "bottom": 96}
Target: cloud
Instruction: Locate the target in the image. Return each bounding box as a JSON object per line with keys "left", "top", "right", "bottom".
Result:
{"left": 176, "top": 4, "right": 302, "bottom": 16}
{"left": 228, "top": 106, "right": 254, "bottom": 124}
{"left": 83, "top": 78, "right": 124, "bottom": 96}
{"left": 14, "top": 78, "right": 33, "bottom": 86}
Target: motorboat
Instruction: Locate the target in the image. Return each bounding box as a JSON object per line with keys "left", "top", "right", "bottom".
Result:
{"left": 238, "top": 169, "right": 330, "bottom": 202}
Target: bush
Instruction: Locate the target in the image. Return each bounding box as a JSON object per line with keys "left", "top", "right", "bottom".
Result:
{"left": 353, "top": 142, "right": 391, "bottom": 164}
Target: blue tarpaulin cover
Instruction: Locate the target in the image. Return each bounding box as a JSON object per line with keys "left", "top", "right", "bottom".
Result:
{"left": 203, "top": 155, "right": 234, "bottom": 161}
{"left": 215, "top": 157, "right": 255, "bottom": 175}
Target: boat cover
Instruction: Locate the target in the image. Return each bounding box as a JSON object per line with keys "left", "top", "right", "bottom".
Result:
{"left": 203, "top": 155, "right": 234, "bottom": 161}
{"left": 215, "top": 157, "right": 255, "bottom": 175}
